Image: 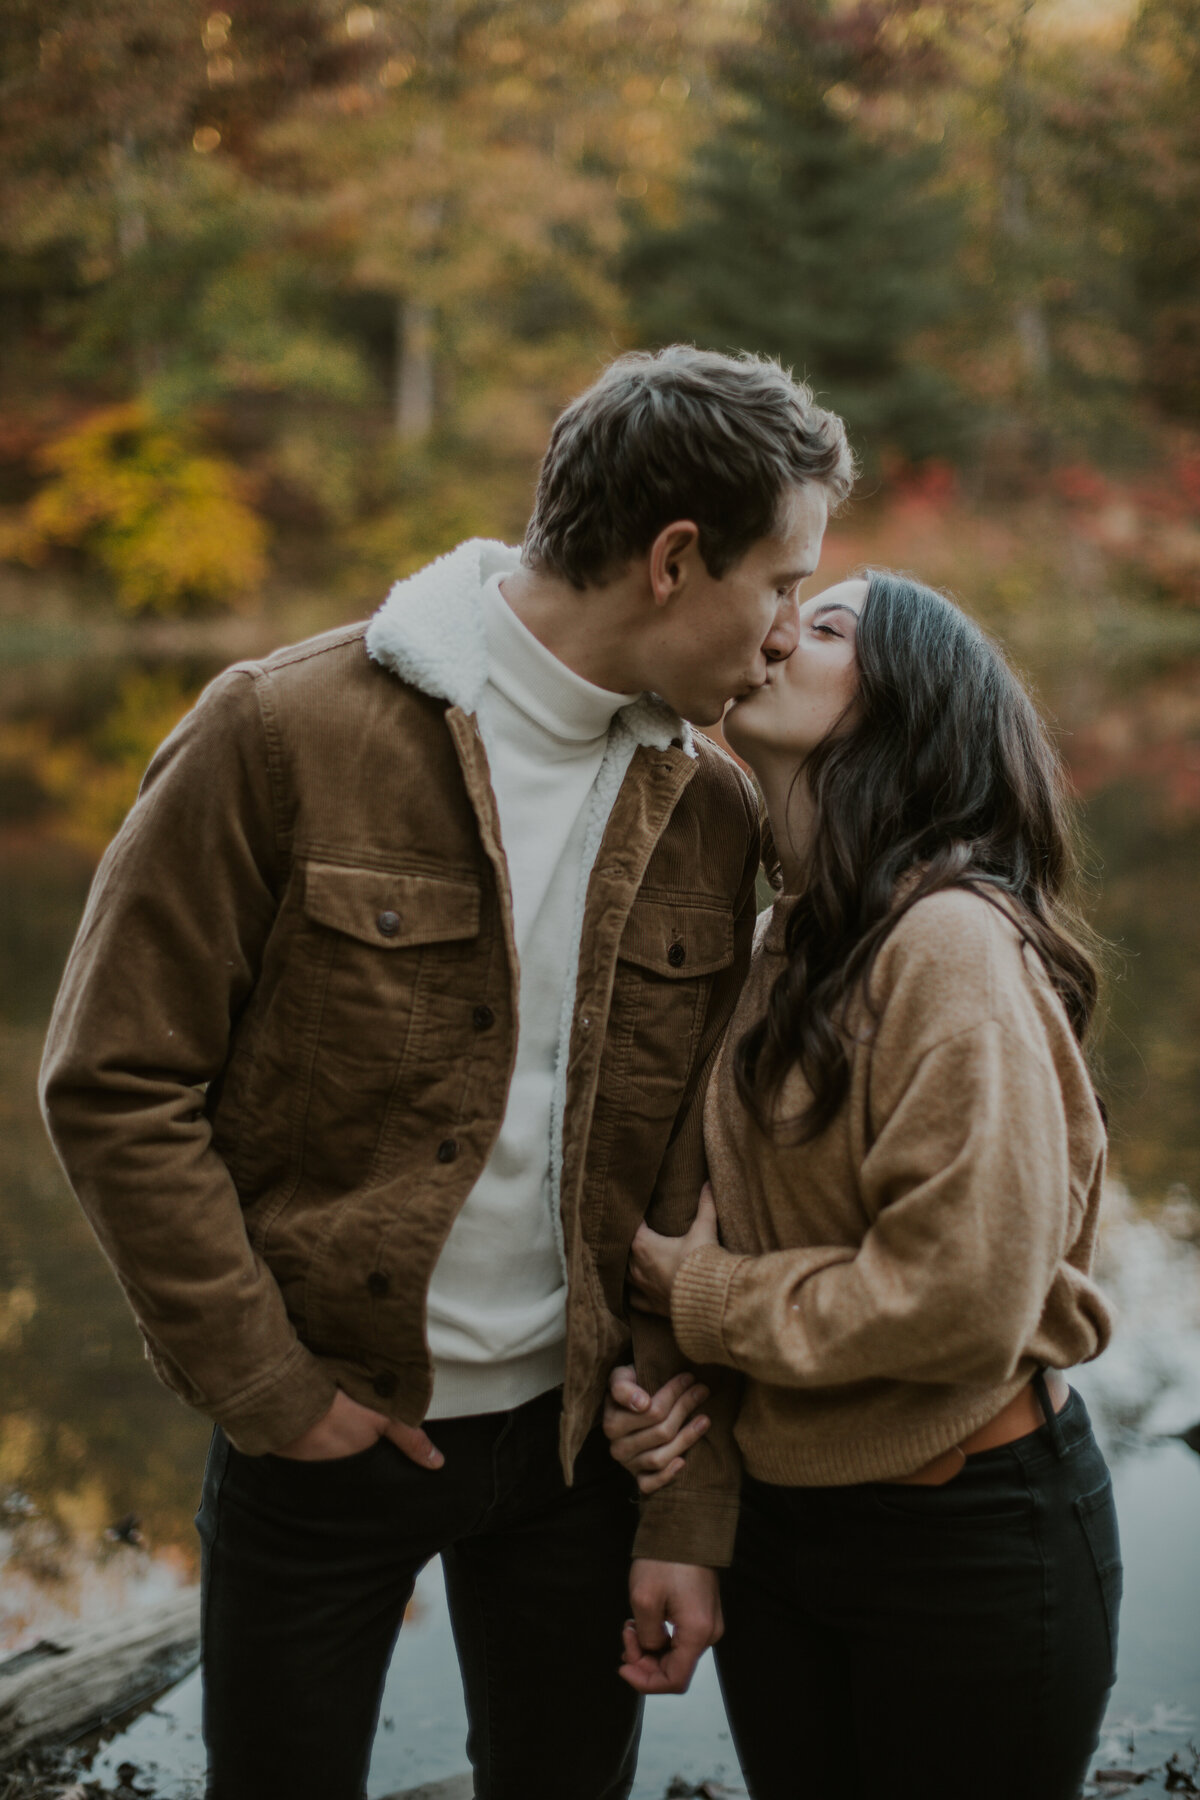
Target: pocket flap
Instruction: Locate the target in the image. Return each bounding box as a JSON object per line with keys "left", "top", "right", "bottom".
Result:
{"left": 1074, "top": 1477, "right": 1122, "bottom": 1579}
{"left": 618, "top": 898, "right": 734, "bottom": 978}
{"left": 303, "top": 862, "right": 480, "bottom": 949}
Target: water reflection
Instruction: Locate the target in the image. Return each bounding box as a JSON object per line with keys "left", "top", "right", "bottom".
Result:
{"left": 1087, "top": 784, "right": 1200, "bottom": 1200}
{"left": 0, "top": 934, "right": 210, "bottom": 1631}
{"left": 1081, "top": 1184, "right": 1200, "bottom": 1451}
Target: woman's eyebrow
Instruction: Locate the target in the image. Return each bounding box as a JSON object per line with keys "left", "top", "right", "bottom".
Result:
{"left": 811, "top": 602, "right": 860, "bottom": 623}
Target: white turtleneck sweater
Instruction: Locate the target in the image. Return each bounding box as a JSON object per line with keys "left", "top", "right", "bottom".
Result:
{"left": 424, "top": 573, "right": 637, "bottom": 1419}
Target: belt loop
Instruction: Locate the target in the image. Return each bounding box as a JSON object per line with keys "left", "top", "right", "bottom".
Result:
{"left": 1032, "top": 1367, "right": 1066, "bottom": 1458}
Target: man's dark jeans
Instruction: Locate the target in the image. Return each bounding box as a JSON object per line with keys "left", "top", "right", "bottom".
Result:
{"left": 196, "top": 1387, "right": 642, "bottom": 1800}
{"left": 715, "top": 1385, "right": 1121, "bottom": 1800}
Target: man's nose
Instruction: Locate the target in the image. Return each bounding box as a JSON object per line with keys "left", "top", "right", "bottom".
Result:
{"left": 763, "top": 592, "right": 801, "bottom": 663}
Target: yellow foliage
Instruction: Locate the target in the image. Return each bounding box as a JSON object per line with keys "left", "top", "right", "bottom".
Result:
{"left": 0, "top": 1285, "right": 37, "bottom": 1351}
{"left": 346, "top": 467, "right": 529, "bottom": 588}
{"left": 50, "top": 670, "right": 200, "bottom": 852}
{"left": 0, "top": 670, "right": 200, "bottom": 854}
{"left": 54, "top": 1476, "right": 114, "bottom": 1539}
{"left": 9, "top": 404, "right": 268, "bottom": 616}
{"left": 0, "top": 1412, "right": 42, "bottom": 1486}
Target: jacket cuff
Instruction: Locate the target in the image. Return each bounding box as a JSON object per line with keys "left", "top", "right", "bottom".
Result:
{"left": 671, "top": 1244, "right": 748, "bottom": 1367}
{"left": 209, "top": 1344, "right": 340, "bottom": 1456}
{"left": 633, "top": 1491, "right": 741, "bottom": 1569}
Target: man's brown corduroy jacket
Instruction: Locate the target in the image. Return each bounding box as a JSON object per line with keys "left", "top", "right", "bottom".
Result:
{"left": 39, "top": 540, "right": 758, "bottom": 1567}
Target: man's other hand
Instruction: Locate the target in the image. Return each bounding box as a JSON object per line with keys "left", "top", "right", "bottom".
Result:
{"left": 622, "top": 1559, "right": 723, "bottom": 1695}
{"left": 272, "top": 1388, "right": 445, "bottom": 1469}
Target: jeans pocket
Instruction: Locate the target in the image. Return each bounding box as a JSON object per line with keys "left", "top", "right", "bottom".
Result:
{"left": 262, "top": 1437, "right": 387, "bottom": 1472}
{"left": 228, "top": 1435, "right": 391, "bottom": 1517}
{"left": 1074, "top": 1476, "right": 1123, "bottom": 1684}
{"left": 868, "top": 1452, "right": 1035, "bottom": 1527}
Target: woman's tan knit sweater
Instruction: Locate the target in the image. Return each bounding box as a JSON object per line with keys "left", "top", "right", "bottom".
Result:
{"left": 672, "top": 885, "right": 1112, "bottom": 1488}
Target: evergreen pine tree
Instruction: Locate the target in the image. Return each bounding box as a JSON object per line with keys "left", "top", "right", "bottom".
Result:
{"left": 1115, "top": 0, "right": 1200, "bottom": 424}
{"left": 621, "top": 0, "right": 965, "bottom": 463}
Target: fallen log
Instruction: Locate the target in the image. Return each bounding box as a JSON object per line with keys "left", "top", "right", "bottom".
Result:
{"left": 0, "top": 1587, "right": 201, "bottom": 1764}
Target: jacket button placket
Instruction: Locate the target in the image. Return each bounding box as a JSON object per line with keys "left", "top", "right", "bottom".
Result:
{"left": 436, "top": 1138, "right": 459, "bottom": 1164}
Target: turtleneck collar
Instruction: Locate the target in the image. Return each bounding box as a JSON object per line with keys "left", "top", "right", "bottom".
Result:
{"left": 482, "top": 573, "right": 638, "bottom": 743}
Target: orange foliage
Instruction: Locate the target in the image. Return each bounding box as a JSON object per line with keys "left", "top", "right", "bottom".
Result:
{"left": 1048, "top": 442, "right": 1200, "bottom": 607}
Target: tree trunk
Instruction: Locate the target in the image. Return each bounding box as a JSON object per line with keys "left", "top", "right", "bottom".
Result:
{"left": 999, "top": 1, "right": 1051, "bottom": 393}
{"left": 394, "top": 295, "right": 436, "bottom": 444}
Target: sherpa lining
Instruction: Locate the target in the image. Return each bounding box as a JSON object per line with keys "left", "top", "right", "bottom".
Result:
{"left": 365, "top": 538, "right": 696, "bottom": 757}
{"left": 364, "top": 537, "right": 696, "bottom": 1273}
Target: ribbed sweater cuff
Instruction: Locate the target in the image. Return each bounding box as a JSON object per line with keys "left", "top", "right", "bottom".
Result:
{"left": 671, "top": 1244, "right": 748, "bottom": 1367}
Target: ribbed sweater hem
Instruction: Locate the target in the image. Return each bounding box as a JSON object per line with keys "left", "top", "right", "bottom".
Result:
{"left": 736, "top": 1372, "right": 1034, "bottom": 1487}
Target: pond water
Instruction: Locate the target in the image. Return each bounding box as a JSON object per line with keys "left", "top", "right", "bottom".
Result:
{"left": 2, "top": 579, "right": 1200, "bottom": 1797}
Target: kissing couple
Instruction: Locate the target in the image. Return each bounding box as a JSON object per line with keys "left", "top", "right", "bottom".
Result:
{"left": 43, "top": 345, "right": 1119, "bottom": 1800}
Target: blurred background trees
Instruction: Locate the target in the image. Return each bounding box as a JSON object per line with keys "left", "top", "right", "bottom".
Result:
{"left": 0, "top": 0, "right": 737, "bottom": 598}
{"left": 1, "top": 0, "right": 1196, "bottom": 617}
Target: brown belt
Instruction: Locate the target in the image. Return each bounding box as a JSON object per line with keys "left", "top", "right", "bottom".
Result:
{"left": 885, "top": 1370, "right": 1070, "bottom": 1487}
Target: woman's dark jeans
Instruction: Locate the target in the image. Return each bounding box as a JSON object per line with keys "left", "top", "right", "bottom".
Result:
{"left": 715, "top": 1385, "right": 1121, "bottom": 1800}
{"left": 196, "top": 1386, "right": 641, "bottom": 1800}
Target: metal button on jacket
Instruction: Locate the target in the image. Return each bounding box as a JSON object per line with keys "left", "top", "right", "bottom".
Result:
{"left": 436, "top": 1138, "right": 459, "bottom": 1164}
{"left": 372, "top": 1371, "right": 396, "bottom": 1398}
{"left": 366, "top": 1271, "right": 389, "bottom": 1298}
{"left": 667, "top": 941, "right": 686, "bottom": 968}
{"left": 472, "top": 1005, "right": 495, "bottom": 1031}
{"left": 376, "top": 910, "right": 400, "bottom": 938}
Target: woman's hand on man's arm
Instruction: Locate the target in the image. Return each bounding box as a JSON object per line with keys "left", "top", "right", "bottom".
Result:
{"left": 628, "top": 1183, "right": 720, "bottom": 1317}
{"left": 603, "top": 1366, "right": 711, "bottom": 1493}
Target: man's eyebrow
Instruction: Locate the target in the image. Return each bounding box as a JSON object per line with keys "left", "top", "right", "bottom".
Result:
{"left": 811, "top": 601, "right": 860, "bottom": 622}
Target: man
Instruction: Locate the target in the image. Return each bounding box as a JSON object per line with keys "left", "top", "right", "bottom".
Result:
{"left": 40, "top": 345, "right": 853, "bottom": 1800}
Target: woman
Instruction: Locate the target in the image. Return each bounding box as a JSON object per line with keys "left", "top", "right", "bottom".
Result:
{"left": 605, "top": 571, "right": 1121, "bottom": 1800}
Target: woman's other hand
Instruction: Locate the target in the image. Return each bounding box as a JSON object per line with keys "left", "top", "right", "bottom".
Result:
{"left": 603, "top": 1365, "right": 711, "bottom": 1494}
{"left": 628, "top": 1182, "right": 720, "bottom": 1317}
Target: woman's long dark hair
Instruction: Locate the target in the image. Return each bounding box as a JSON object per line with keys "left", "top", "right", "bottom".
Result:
{"left": 734, "top": 570, "right": 1103, "bottom": 1141}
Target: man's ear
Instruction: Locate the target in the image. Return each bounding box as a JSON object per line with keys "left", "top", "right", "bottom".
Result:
{"left": 648, "top": 521, "right": 701, "bottom": 609}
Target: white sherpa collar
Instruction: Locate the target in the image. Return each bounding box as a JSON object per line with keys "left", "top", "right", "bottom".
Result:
{"left": 365, "top": 537, "right": 695, "bottom": 757}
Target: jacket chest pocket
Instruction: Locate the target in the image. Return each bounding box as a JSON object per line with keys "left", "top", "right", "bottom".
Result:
{"left": 302, "top": 861, "right": 482, "bottom": 1071}
{"left": 294, "top": 861, "right": 486, "bottom": 1191}
{"left": 608, "top": 897, "right": 735, "bottom": 1119}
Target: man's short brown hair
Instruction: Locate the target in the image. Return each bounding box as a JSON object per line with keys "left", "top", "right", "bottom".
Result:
{"left": 524, "top": 345, "right": 855, "bottom": 589}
